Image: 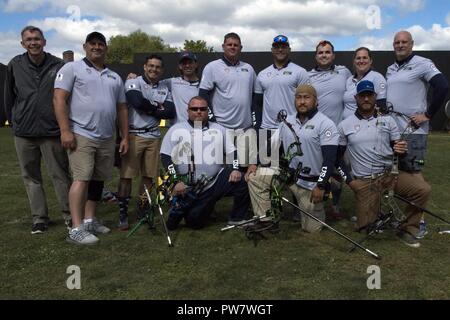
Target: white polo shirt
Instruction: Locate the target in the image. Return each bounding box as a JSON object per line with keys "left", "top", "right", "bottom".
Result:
{"left": 308, "top": 65, "right": 352, "bottom": 125}
{"left": 200, "top": 58, "right": 256, "bottom": 129}
{"left": 386, "top": 55, "right": 441, "bottom": 134}
{"left": 255, "top": 61, "right": 310, "bottom": 129}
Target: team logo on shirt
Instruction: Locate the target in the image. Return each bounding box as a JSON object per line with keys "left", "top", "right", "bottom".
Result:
{"left": 107, "top": 74, "right": 117, "bottom": 80}
{"left": 241, "top": 68, "right": 249, "bottom": 72}
{"left": 56, "top": 73, "right": 64, "bottom": 81}
{"left": 283, "top": 71, "right": 292, "bottom": 75}
{"left": 305, "top": 125, "right": 315, "bottom": 130}
{"left": 128, "top": 84, "right": 137, "bottom": 89}
{"left": 354, "top": 124, "right": 361, "bottom": 132}
{"left": 380, "top": 83, "right": 386, "bottom": 89}
{"left": 430, "top": 64, "right": 438, "bottom": 72}
{"left": 325, "top": 130, "right": 332, "bottom": 137}
{"left": 86, "top": 68, "right": 92, "bottom": 74}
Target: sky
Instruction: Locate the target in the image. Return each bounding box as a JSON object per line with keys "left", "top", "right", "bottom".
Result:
{"left": 1, "top": 0, "right": 450, "bottom": 64}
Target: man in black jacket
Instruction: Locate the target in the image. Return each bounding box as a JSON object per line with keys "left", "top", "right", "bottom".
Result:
{"left": 4, "top": 26, "right": 71, "bottom": 234}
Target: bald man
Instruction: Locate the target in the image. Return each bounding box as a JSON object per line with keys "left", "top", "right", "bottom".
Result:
{"left": 386, "top": 31, "right": 448, "bottom": 173}
{"left": 386, "top": 31, "right": 448, "bottom": 238}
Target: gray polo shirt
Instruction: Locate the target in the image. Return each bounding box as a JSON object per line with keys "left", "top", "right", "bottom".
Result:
{"left": 338, "top": 113, "right": 400, "bottom": 177}
{"left": 199, "top": 58, "right": 256, "bottom": 129}
{"left": 54, "top": 58, "right": 126, "bottom": 140}
{"left": 160, "top": 121, "right": 235, "bottom": 188}
{"left": 308, "top": 65, "right": 352, "bottom": 125}
{"left": 125, "top": 76, "right": 172, "bottom": 138}
{"left": 386, "top": 55, "right": 441, "bottom": 134}
{"left": 255, "top": 62, "right": 310, "bottom": 129}
{"left": 276, "top": 111, "right": 339, "bottom": 190}
{"left": 342, "top": 70, "right": 387, "bottom": 120}
{"left": 161, "top": 77, "right": 199, "bottom": 125}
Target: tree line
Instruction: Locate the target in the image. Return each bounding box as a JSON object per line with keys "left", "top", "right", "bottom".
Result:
{"left": 106, "top": 30, "right": 214, "bottom": 64}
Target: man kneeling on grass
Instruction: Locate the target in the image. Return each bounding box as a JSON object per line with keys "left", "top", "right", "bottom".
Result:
{"left": 160, "top": 96, "right": 250, "bottom": 230}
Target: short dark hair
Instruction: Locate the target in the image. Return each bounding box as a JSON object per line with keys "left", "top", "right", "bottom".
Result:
{"left": 315, "top": 40, "right": 334, "bottom": 53}
{"left": 145, "top": 54, "right": 164, "bottom": 67}
{"left": 224, "top": 32, "right": 241, "bottom": 44}
{"left": 354, "top": 47, "right": 372, "bottom": 59}
{"left": 21, "top": 26, "right": 44, "bottom": 39}
{"left": 188, "top": 96, "right": 208, "bottom": 107}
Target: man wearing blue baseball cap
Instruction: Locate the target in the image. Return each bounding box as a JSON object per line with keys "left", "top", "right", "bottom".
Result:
{"left": 246, "top": 34, "right": 310, "bottom": 222}
{"left": 336, "top": 80, "right": 430, "bottom": 248}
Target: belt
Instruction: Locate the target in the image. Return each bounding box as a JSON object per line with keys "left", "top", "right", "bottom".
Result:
{"left": 354, "top": 171, "right": 389, "bottom": 180}
{"left": 129, "top": 125, "right": 159, "bottom": 134}
{"left": 298, "top": 175, "right": 319, "bottom": 182}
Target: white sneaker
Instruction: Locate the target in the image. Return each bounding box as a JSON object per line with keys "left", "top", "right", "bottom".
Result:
{"left": 84, "top": 219, "right": 111, "bottom": 235}
{"left": 67, "top": 228, "right": 99, "bottom": 245}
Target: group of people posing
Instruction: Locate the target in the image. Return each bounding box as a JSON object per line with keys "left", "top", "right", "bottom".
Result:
{"left": 4, "top": 26, "right": 448, "bottom": 248}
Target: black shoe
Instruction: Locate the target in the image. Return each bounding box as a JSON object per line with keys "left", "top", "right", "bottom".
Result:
{"left": 31, "top": 223, "right": 48, "bottom": 234}
{"left": 166, "top": 215, "right": 183, "bottom": 231}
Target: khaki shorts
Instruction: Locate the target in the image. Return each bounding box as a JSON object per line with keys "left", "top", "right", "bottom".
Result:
{"left": 68, "top": 134, "right": 115, "bottom": 181}
{"left": 120, "top": 135, "right": 160, "bottom": 179}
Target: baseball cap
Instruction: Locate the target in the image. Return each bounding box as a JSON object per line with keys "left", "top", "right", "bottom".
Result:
{"left": 356, "top": 80, "right": 376, "bottom": 95}
{"left": 85, "top": 31, "right": 107, "bottom": 45}
{"left": 179, "top": 51, "right": 197, "bottom": 63}
{"left": 272, "top": 35, "right": 289, "bottom": 46}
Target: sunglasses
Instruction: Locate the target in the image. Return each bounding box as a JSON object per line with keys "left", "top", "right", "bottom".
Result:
{"left": 273, "top": 35, "right": 288, "bottom": 44}
{"left": 188, "top": 107, "right": 208, "bottom": 112}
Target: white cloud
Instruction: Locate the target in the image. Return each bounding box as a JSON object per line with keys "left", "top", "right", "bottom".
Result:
{"left": 397, "top": 0, "right": 425, "bottom": 13}
{"left": 0, "top": 31, "right": 22, "bottom": 64}
{"left": 0, "top": 0, "right": 447, "bottom": 65}
{"left": 3, "top": 0, "right": 47, "bottom": 12}
{"left": 357, "top": 23, "right": 450, "bottom": 50}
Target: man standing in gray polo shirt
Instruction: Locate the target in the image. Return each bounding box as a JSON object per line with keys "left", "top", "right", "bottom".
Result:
{"left": 253, "top": 35, "right": 310, "bottom": 130}
{"left": 246, "top": 34, "right": 310, "bottom": 220}
{"left": 4, "top": 26, "right": 71, "bottom": 234}
{"left": 338, "top": 80, "right": 430, "bottom": 248}
{"left": 54, "top": 32, "right": 129, "bottom": 245}
{"left": 386, "top": 31, "right": 448, "bottom": 172}
{"left": 308, "top": 40, "right": 352, "bottom": 220}
{"left": 199, "top": 32, "right": 257, "bottom": 166}
{"left": 161, "top": 51, "right": 200, "bottom": 125}
{"left": 116, "top": 54, "right": 175, "bottom": 230}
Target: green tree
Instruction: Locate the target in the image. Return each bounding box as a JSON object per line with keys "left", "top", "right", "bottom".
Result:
{"left": 182, "top": 40, "right": 214, "bottom": 53}
{"left": 106, "top": 30, "right": 177, "bottom": 64}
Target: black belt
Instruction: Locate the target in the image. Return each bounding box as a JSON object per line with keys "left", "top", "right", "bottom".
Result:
{"left": 298, "top": 175, "right": 319, "bottom": 182}
{"left": 129, "top": 125, "right": 159, "bottom": 134}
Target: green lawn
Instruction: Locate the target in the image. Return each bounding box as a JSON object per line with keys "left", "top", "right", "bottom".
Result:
{"left": 0, "top": 127, "right": 449, "bottom": 300}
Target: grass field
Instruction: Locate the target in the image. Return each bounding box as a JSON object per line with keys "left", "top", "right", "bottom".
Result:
{"left": 0, "top": 127, "right": 449, "bottom": 300}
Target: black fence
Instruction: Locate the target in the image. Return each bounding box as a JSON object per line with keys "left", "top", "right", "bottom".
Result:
{"left": 2, "top": 50, "right": 450, "bottom": 130}
{"left": 0, "top": 63, "right": 6, "bottom": 126}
